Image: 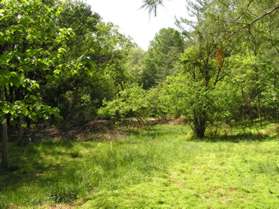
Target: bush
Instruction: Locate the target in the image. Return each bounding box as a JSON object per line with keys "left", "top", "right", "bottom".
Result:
{"left": 99, "top": 85, "right": 150, "bottom": 120}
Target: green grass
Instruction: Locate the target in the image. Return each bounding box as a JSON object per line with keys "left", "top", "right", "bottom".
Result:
{"left": 1, "top": 124, "right": 279, "bottom": 209}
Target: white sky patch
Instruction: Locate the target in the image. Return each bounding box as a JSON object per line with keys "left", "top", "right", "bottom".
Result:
{"left": 86, "top": 0, "right": 188, "bottom": 50}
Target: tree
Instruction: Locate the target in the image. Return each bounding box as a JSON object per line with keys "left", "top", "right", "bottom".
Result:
{"left": 142, "top": 28, "right": 184, "bottom": 89}
{"left": 0, "top": 0, "right": 74, "bottom": 168}
{"left": 41, "top": 0, "right": 135, "bottom": 125}
{"left": 141, "top": 0, "right": 163, "bottom": 16}
{"left": 139, "top": 0, "right": 229, "bottom": 137}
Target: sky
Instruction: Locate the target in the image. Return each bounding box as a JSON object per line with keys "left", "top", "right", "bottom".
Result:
{"left": 86, "top": 0, "right": 188, "bottom": 50}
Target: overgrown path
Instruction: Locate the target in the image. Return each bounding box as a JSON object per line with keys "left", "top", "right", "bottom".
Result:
{"left": 1, "top": 124, "right": 279, "bottom": 209}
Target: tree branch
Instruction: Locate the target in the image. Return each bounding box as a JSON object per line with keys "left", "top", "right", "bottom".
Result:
{"left": 248, "top": 4, "right": 279, "bottom": 26}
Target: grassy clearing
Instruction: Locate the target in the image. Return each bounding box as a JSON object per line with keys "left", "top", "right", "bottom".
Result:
{"left": 1, "top": 124, "right": 279, "bottom": 209}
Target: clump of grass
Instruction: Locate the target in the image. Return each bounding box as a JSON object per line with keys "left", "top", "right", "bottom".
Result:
{"left": 50, "top": 183, "right": 79, "bottom": 203}
{"left": 70, "top": 150, "right": 82, "bottom": 158}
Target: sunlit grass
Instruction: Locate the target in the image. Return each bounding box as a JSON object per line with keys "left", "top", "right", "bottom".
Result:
{"left": 1, "top": 124, "right": 279, "bottom": 209}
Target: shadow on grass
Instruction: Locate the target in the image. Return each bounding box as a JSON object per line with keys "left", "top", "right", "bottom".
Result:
{"left": 121, "top": 125, "right": 188, "bottom": 139}
{"left": 0, "top": 126, "right": 173, "bottom": 194}
{"left": 0, "top": 141, "right": 87, "bottom": 207}
{"left": 0, "top": 133, "right": 168, "bottom": 207}
{"left": 200, "top": 132, "right": 276, "bottom": 143}
{"left": 0, "top": 141, "right": 76, "bottom": 190}
{"left": 125, "top": 124, "right": 276, "bottom": 143}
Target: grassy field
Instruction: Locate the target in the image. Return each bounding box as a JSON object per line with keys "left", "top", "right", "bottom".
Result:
{"left": 1, "top": 124, "right": 279, "bottom": 209}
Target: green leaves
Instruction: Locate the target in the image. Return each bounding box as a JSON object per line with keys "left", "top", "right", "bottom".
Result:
{"left": 0, "top": 0, "right": 71, "bottom": 121}
{"left": 0, "top": 99, "right": 59, "bottom": 120}
{"left": 142, "top": 28, "right": 184, "bottom": 89}
{"left": 99, "top": 85, "right": 150, "bottom": 119}
{"left": 56, "top": 28, "right": 75, "bottom": 44}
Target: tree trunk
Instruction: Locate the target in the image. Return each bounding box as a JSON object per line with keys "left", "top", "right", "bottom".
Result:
{"left": 193, "top": 112, "right": 206, "bottom": 139}
{"left": 1, "top": 118, "right": 8, "bottom": 169}
{"left": 17, "top": 117, "right": 24, "bottom": 145}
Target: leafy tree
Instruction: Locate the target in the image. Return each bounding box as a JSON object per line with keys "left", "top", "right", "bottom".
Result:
{"left": 0, "top": 0, "right": 68, "bottom": 168}
{"left": 142, "top": 28, "right": 184, "bottom": 89}
{"left": 175, "top": 0, "right": 233, "bottom": 137}
{"left": 219, "top": 0, "right": 279, "bottom": 121}
{"left": 42, "top": 0, "right": 135, "bottom": 125}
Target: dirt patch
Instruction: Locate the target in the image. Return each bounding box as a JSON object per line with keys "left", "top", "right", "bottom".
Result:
{"left": 11, "top": 118, "right": 185, "bottom": 143}
{"left": 49, "top": 204, "right": 74, "bottom": 209}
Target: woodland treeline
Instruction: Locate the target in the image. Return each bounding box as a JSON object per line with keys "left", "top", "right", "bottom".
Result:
{"left": 0, "top": 0, "right": 279, "bottom": 168}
